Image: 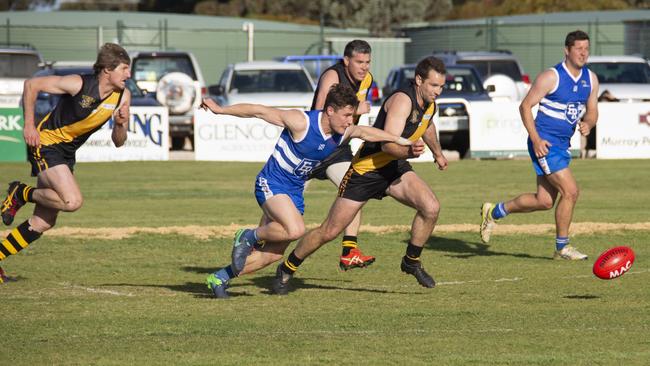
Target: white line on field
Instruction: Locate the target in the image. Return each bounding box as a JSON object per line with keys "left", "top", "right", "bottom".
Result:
{"left": 59, "top": 282, "right": 134, "bottom": 297}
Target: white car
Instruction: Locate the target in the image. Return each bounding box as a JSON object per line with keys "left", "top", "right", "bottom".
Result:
{"left": 0, "top": 46, "right": 43, "bottom": 107}
{"left": 588, "top": 55, "right": 650, "bottom": 102}
{"left": 210, "top": 61, "right": 315, "bottom": 109}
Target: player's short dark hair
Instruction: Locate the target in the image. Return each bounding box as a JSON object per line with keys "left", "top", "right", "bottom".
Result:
{"left": 93, "top": 43, "right": 130, "bottom": 75}
{"left": 415, "top": 56, "right": 446, "bottom": 81}
{"left": 565, "top": 30, "right": 590, "bottom": 48}
{"left": 324, "top": 83, "right": 359, "bottom": 111}
{"left": 344, "top": 40, "right": 371, "bottom": 58}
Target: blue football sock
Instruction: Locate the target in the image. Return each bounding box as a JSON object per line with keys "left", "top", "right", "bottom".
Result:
{"left": 244, "top": 229, "right": 259, "bottom": 245}
{"left": 556, "top": 236, "right": 569, "bottom": 251}
{"left": 214, "top": 265, "right": 236, "bottom": 282}
{"left": 491, "top": 202, "right": 509, "bottom": 220}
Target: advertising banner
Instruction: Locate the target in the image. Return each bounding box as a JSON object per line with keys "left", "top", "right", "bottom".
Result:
{"left": 77, "top": 106, "right": 169, "bottom": 162}
{"left": 597, "top": 103, "right": 650, "bottom": 159}
{"left": 0, "top": 108, "right": 27, "bottom": 162}
{"left": 469, "top": 101, "right": 581, "bottom": 158}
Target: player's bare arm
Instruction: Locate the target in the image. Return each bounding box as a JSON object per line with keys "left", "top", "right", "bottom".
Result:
{"left": 312, "top": 70, "right": 339, "bottom": 110}
{"left": 519, "top": 68, "right": 557, "bottom": 158}
{"left": 379, "top": 92, "right": 424, "bottom": 159}
{"left": 22, "top": 74, "right": 83, "bottom": 148}
{"left": 344, "top": 125, "right": 412, "bottom": 145}
{"left": 200, "top": 98, "right": 308, "bottom": 138}
{"left": 579, "top": 71, "right": 600, "bottom": 136}
{"left": 422, "top": 121, "right": 448, "bottom": 170}
{"left": 112, "top": 88, "right": 131, "bottom": 147}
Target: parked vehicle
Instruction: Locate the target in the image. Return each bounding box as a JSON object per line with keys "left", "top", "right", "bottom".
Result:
{"left": 383, "top": 64, "right": 492, "bottom": 157}
{"left": 31, "top": 63, "right": 160, "bottom": 124}
{"left": 209, "top": 61, "right": 315, "bottom": 109}
{"left": 588, "top": 55, "right": 650, "bottom": 102}
{"left": 431, "top": 50, "right": 530, "bottom": 101}
{"left": 0, "top": 44, "right": 43, "bottom": 107}
{"left": 130, "top": 51, "right": 206, "bottom": 150}
{"left": 277, "top": 54, "right": 382, "bottom": 105}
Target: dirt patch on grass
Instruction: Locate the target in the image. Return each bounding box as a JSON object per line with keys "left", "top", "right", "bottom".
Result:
{"left": 3, "top": 222, "right": 650, "bottom": 240}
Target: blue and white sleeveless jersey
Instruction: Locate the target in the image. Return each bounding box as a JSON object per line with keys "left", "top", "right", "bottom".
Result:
{"left": 258, "top": 109, "right": 344, "bottom": 190}
{"left": 535, "top": 62, "right": 592, "bottom": 149}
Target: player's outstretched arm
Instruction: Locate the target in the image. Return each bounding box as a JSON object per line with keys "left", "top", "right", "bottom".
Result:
{"left": 22, "top": 74, "right": 83, "bottom": 147}
{"left": 200, "top": 98, "right": 308, "bottom": 137}
{"left": 345, "top": 125, "right": 411, "bottom": 145}
{"left": 112, "top": 88, "right": 131, "bottom": 147}
{"left": 422, "top": 121, "right": 447, "bottom": 170}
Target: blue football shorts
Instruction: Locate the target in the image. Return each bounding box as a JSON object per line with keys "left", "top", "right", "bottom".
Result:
{"left": 254, "top": 175, "right": 305, "bottom": 214}
{"left": 527, "top": 140, "right": 571, "bottom": 176}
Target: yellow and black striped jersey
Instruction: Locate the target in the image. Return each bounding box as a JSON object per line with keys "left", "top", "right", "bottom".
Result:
{"left": 310, "top": 61, "right": 373, "bottom": 122}
{"left": 37, "top": 73, "right": 123, "bottom": 157}
{"left": 351, "top": 83, "right": 436, "bottom": 175}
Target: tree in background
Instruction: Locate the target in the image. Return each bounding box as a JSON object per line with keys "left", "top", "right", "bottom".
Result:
{"left": 448, "top": 0, "right": 636, "bottom": 19}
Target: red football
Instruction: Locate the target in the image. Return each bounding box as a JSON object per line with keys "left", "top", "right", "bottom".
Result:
{"left": 593, "top": 246, "right": 635, "bottom": 280}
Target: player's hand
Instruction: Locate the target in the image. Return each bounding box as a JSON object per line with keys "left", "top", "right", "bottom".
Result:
{"left": 408, "top": 139, "right": 425, "bottom": 158}
{"left": 578, "top": 121, "right": 593, "bottom": 136}
{"left": 357, "top": 101, "right": 371, "bottom": 115}
{"left": 114, "top": 103, "right": 129, "bottom": 126}
{"left": 23, "top": 123, "right": 40, "bottom": 148}
{"left": 434, "top": 153, "right": 448, "bottom": 171}
{"left": 532, "top": 138, "right": 551, "bottom": 158}
{"left": 200, "top": 97, "right": 222, "bottom": 114}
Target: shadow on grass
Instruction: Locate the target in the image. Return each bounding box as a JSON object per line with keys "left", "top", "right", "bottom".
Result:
{"left": 181, "top": 266, "right": 213, "bottom": 274}
{"left": 249, "top": 275, "right": 422, "bottom": 296}
{"left": 421, "top": 236, "right": 553, "bottom": 261}
{"left": 103, "top": 281, "right": 252, "bottom": 299}
{"left": 563, "top": 294, "right": 601, "bottom": 300}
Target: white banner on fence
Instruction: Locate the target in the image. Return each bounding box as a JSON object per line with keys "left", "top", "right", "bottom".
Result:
{"left": 195, "top": 107, "right": 383, "bottom": 162}
{"left": 194, "top": 109, "right": 282, "bottom": 161}
{"left": 77, "top": 106, "right": 169, "bottom": 162}
{"left": 597, "top": 103, "right": 650, "bottom": 159}
{"left": 469, "top": 101, "right": 581, "bottom": 158}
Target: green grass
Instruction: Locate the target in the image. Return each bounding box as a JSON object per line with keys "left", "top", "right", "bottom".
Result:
{"left": 1, "top": 160, "right": 649, "bottom": 365}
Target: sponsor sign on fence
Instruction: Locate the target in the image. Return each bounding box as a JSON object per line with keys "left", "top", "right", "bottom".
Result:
{"left": 0, "top": 108, "right": 27, "bottom": 162}
{"left": 597, "top": 103, "right": 650, "bottom": 159}
{"left": 77, "top": 106, "right": 169, "bottom": 162}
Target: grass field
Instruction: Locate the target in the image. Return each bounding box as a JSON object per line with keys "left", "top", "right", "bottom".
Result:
{"left": 1, "top": 159, "right": 649, "bottom": 365}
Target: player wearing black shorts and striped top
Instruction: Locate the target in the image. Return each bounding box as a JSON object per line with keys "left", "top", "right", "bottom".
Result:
{"left": 307, "top": 39, "right": 376, "bottom": 270}
{"left": 0, "top": 43, "right": 132, "bottom": 283}
{"left": 273, "top": 56, "right": 450, "bottom": 294}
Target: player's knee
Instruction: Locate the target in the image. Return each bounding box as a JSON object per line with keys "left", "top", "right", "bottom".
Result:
{"left": 284, "top": 223, "right": 306, "bottom": 241}
{"left": 538, "top": 197, "right": 554, "bottom": 210}
{"left": 563, "top": 186, "right": 580, "bottom": 203}
{"left": 420, "top": 198, "right": 440, "bottom": 222}
{"left": 63, "top": 196, "right": 84, "bottom": 212}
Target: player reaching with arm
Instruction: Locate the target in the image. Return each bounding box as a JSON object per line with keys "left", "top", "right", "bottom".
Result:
{"left": 201, "top": 84, "right": 411, "bottom": 298}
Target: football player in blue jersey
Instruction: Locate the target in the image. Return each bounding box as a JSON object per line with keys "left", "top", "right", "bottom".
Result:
{"left": 201, "top": 84, "right": 411, "bottom": 298}
{"left": 480, "top": 30, "right": 599, "bottom": 260}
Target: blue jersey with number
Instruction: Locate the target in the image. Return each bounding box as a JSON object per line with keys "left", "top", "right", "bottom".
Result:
{"left": 535, "top": 62, "right": 592, "bottom": 149}
{"left": 258, "top": 110, "right": 343, "bottom": 190}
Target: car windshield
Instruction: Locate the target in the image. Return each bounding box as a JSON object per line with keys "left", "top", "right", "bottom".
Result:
{"left": 588, "top": 62, "right": 650, "bottom": 84}
{"left": 132, "top": 55, "right": 197, "bottom": 82}
{"left": 399, "top": 67, "right": 483, "bottom": 94}
{"left": 230, "top": 69, "right": 313, "bottom": 93}
{"left": 457, "top": 60, "right": 522, "bottom": 81}
{"left": 0, "top": 53, "right": 41, "bottom": 78}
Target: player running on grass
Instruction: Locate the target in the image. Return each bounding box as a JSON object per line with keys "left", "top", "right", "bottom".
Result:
{"left": 479, "top": 30, "right": 599, "bottom": 260}
{"left": 272, "top": 56, "right": 449, "bottom": 295}
{"left": 202, "top": 84, "right": 412, "bottom": 298}
{"left": 0, "top": 43, "right": 131, "bottom": 283}
{"left": 308, "top": 39, "right": 376, "bottom": 270}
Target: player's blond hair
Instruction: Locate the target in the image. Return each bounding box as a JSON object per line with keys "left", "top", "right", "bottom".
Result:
{"left": 93, "top": 43, "right": 130, "bottom": 75}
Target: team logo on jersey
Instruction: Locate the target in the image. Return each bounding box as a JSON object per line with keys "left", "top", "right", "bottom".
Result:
{"left": 318, "top": 143, "right": 326, "bottom": 150}
{"left": 79, "top": 95, "right": 96, "bottom": 108}
{"left": 294, "top": 158, "right": 319, "bottom": 177}
{"left": 572, "top": 85, "right": 578, "bottom": 92}
{"left": 565, "top": 102, "right": 585, "bottom": 125}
